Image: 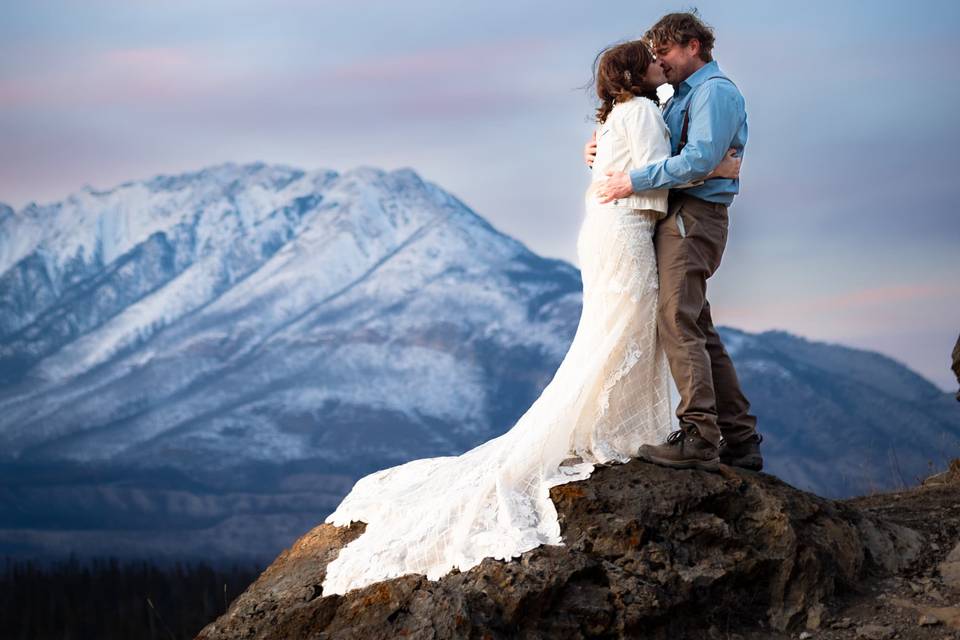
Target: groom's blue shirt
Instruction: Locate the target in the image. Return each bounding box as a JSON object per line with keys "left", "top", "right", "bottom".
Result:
{"left": 629, "top": 60, "right": 747, "bottom": 205}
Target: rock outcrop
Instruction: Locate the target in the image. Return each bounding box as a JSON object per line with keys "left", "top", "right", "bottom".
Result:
{"left": 952, "top": 333, "right": 960, "bottom": 401}
{"left": 195, "top": 459, "right": 931, "bottom": 639}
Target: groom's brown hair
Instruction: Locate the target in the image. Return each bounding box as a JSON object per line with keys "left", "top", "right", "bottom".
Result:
{"left": 644, "top": 11, "right": 715, "bottom": 62}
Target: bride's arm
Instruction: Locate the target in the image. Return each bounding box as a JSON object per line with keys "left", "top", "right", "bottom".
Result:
{"left": 620, "top": 101, "right": 740, "bottom": 191}
{"left": 618, "top": 100, "right": 673, "bottom": 196}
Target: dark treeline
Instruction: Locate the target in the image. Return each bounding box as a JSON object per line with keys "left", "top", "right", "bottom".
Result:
{"left": 1, "top": 555, "right": 262, "bottom": 640}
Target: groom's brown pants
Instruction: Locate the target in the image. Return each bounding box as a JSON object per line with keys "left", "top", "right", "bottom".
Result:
{"left": 654, "top": 191, "right": 758, "bottom": 447}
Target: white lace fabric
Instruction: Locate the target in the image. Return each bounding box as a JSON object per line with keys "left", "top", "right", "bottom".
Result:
{"left": 320, "top": 195, "right": 673, "bottom": 596}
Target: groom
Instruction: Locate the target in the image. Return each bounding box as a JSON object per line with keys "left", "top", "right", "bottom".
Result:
{"left": 588, "top": 11, "right": 762, "bottom": 472}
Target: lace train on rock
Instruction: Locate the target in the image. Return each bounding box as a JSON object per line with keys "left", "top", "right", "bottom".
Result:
{"left": 320, "top": 194, "right": 673, "bottom": 596}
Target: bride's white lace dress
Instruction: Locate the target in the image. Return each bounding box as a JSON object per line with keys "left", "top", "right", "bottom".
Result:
{"left": 321, "top": 96, "right": 674, "bottom": 596}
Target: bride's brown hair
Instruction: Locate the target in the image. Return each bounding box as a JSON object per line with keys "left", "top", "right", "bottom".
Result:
{"left": 591, "top": 40, "right": 660, "bottom": 124}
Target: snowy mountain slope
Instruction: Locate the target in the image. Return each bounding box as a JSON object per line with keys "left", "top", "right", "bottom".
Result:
{"left": 0, "top": 163, "right": 581, "bottom": 473}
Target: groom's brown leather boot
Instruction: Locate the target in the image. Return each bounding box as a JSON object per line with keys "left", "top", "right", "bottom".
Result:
{"left": 718, "top": 433, "right": 764, "bottom": 471}
{"left": 637, "top": 424, "right": 720, "bottom": 472}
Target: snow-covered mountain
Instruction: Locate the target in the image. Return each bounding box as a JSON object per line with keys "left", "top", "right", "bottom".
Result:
{"left": 0, "top": 162, "right": 581, "bottom": 474}
{"left": 0, "top": 162, "right": 956, "bottom": 564}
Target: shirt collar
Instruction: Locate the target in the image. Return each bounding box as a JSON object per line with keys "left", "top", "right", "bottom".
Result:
{"left": 680, "top": 60, "right": 720, "bottom": 92}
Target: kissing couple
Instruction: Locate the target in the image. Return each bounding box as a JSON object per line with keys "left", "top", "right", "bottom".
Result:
{"left": 320, "top": 11, "right": 763, "bottom": 597}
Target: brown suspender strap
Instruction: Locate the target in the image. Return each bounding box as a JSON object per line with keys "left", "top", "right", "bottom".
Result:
{"left": 676, "top": 75, "right": 737, "bottom": 155}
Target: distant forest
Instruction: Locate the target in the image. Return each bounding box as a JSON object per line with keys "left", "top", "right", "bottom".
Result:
{"left": 1, "top": 555, "right": 262, "bottom": 640}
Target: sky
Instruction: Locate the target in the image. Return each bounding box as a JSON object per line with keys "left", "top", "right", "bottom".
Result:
{"left": 1, "top": 0, "right": 959, "bottom": 389}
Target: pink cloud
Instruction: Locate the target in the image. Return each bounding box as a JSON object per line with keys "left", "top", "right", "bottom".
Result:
{"left": 0, "top": 80, "right": 39, "bottom": 107}
{"left": 330, "top": 38, "right": 549, "bottom": 83}
{"left": 0, "top": 38, "right": 554, "bottom": 119}
{"left": 95, "top": 46, "right": 225, "bottom": 102}
{"left": 725, "top": 283, "right": 956, "bottom": 318}
{"left": 0, "top": 45, "right": 222, "bottom": 108}
{"left": 100, "top": 46, "right": 196, "bottom": 73}
{"left": 719, "top": 283, "right": 960, "bottom": 338}
{"left": 805, "top": 284, "right": 953, "bottom": 314}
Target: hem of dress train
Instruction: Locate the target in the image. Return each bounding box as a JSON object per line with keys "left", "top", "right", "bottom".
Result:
{"left": 324, "top": 515, "right": 368, "bottom": 526}
{"left": 545, "top": 460, "right": 596, "bottom": 488}
{"left": 321, "top": 456, "right": 636, "bottom": 596}
{"left": 321, "top": 537, "right": 570, "bottom": 597}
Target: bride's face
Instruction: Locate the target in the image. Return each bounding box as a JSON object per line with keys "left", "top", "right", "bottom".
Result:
{"left": 642, "top": 61, "right": 667, "bottom": 88}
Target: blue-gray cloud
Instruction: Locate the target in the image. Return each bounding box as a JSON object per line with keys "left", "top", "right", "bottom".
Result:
{"left": 1, "top": 0, "right": 958, "bottom": 388}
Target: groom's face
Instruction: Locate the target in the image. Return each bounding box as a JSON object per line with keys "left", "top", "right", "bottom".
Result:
{"left": 653, "top": 40, "right": 701, "bottom": 86}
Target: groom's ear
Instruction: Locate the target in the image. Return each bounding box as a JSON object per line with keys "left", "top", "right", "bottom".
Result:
{"left": 686, "top": 38, "right": 702, "bottom": 58}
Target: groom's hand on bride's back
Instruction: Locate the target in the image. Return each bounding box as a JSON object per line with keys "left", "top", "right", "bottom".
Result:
{"left": 584, "top": 131, "right": 596, "bottom": 168}
{"left": 707, "top": 148, "right": 742, "bottom": 180}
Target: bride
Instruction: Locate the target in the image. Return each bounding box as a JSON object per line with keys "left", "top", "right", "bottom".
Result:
{"left": 320, "top": 40, "right": 740, "bottom": 596}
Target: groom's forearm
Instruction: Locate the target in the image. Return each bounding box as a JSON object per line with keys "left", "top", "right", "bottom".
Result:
{"left": 629, "top": 135, "right": 729, "bottom": 192}
{"left": 630, "top": 161, "right": 709, "bottom": 193}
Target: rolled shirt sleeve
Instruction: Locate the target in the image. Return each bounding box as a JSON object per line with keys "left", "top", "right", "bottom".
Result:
{"left": 628, "top": 80, "right": 745, "bottom": 193}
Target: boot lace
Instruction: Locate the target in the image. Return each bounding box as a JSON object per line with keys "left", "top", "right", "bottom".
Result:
{"left": 665, "top": 429, "right": 686, "bottom": 445}
{"left": 665, "top": 425, "right": 696, "bottom": 446}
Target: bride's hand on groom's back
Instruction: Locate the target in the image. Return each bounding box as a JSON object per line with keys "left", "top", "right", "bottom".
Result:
{"left": 708, "top": 148, "right": 742, "bottom": 180}
{"left": 584, "top": 131, "right": 597, "bottom": 168}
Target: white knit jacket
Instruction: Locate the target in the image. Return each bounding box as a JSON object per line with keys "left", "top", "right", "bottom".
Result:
{"left": 588, "top": 96, "right": 671, "bottom": 216}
